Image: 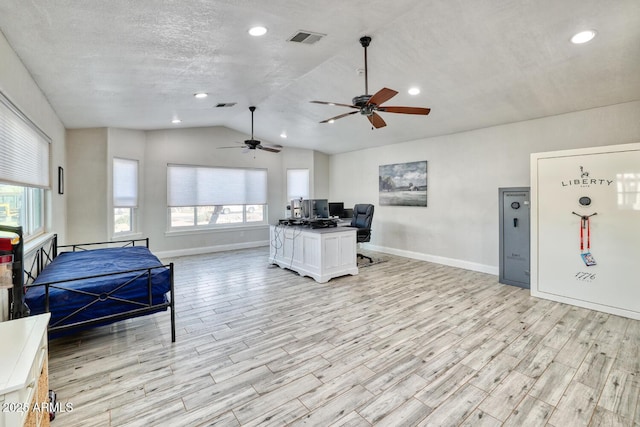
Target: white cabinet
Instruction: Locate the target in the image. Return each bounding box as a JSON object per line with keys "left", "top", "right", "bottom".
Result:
{"left": 0, "top": 313, "right": 51, "bottom": 427}
{"left": 269, "top": 225, "right": 358, "bottom": 283}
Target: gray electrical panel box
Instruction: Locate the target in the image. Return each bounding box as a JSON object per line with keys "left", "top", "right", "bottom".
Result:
{"left": 499, "top": 187, "right": 530, "bottom": 288}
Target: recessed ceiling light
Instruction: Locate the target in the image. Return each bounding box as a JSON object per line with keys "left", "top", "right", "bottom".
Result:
{"left": 408, "top": 87, "right": 420, "bottom": 96}
{"left": 249, "top": 26, "right": 267, "bottom": 37}
{"left": 280, "top": 132, "right": 287, "bottom": 139}
{"left": 571, "top": 30, "right": 597, "bottom": 44}
{"left": 194, "top": 93, "right": 208, "bottom": 99}
{"left": 171, "top": 118, "right": 182, "bottom": 124}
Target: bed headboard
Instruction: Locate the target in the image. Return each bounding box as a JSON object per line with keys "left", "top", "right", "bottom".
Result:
{"left": 23, "top": 233, "right": 58, "bottom": 286}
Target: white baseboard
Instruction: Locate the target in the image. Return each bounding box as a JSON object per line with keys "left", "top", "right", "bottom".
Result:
{"left": 154, "top": 240, "right": 269, "bottom": 259}
{"left": 364, "top": 244, "right": 498, "bottom": 276}
{"left": 154, "top": 240, "right": 498, "bottom": 276}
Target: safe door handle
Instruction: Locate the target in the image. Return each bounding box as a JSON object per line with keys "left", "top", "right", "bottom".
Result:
{"left": 513, "top": 218, "right": 518, "bottom": 227}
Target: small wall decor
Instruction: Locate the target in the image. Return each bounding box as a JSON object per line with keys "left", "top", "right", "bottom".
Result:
{"left": 379, "top": 160, "right": 427, "bottom": 206}
{"left": 58, "top": 166, "right": 64, "bottom": 194}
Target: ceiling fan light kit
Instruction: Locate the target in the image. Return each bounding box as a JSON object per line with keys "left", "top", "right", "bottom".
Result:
{"left": 311, "top": 35, "right": 431, "bottom": 129}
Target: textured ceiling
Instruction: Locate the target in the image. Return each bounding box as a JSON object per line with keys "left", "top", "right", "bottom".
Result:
{"left": 1, "top": 0, "right": 639, "bottom": 154}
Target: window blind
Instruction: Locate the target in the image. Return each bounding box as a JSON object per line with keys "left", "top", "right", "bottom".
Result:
{"left": 113, "top": 158, "right": 138, "bottom": 207}
{"left": 287, "top": 168, "right": 309, "bottom": 201}
{"left": 0, "top": 91, "right": 51, "bottom": 188}
{"left": 167, "top": 164, "right": 267, "bottom": 207}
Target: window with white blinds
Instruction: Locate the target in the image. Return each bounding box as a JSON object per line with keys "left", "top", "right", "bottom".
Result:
{"left": 287, "top": 168, "right": 309, "bottom": 201}
{"left": 167, "top": 164, "right": 267, "bottom": 207}
{"left": 0, "top": 91, "right": 51, "bottom": 188}
{"left": 113, "top": 158, "right": 139, "bottom": 207}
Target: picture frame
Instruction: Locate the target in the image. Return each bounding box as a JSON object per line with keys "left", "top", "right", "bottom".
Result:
{"left": 58, "top": 166, "right": 64, "bottom": 194}
{"left": 379, "top": 160, "right": 427, "bottom": 206}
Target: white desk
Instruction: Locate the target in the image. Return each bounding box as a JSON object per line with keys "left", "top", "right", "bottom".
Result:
{"left": 269, "top": 225, "right": 358, "bottom": 283}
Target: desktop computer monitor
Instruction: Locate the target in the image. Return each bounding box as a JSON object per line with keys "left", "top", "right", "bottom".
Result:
{"left": 328, "top": 202, "right": 344, "bottom": 218}
{"left": 301, "top": 199, "right": 329, "bottom": 219}
{"left": 313, "top": 199, "right": 329, "bottom": 218}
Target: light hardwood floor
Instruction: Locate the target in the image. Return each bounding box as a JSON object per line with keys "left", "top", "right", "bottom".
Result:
{"left": 48, "top": 248, "right": 640, "bottom": 426}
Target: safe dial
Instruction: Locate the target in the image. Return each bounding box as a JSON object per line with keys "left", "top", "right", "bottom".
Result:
{"left": 579, "top": 196, "right": 592, "bottom": 206}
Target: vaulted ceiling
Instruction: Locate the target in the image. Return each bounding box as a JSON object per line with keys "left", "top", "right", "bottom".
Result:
{"left": 1, "top": 0, "right": 639, "bottom": 154}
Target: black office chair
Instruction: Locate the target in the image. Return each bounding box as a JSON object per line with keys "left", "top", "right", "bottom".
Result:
{"left": 350, "top": 204, "right": 374, "bottom": 263}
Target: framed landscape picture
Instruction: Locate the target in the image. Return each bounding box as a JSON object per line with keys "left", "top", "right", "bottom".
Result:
{"left": 379, "top": 160, "right": 427, "bottom": 206}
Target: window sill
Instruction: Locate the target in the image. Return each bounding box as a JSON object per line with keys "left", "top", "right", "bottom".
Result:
{"left": 112, "top": 231, "right": 144, "bottom": 240}
{"left": 23, "top": 232, "right": 56, "bottom": 256}
{"left": 165, "top": 223, "right": 268, "bottom": 238}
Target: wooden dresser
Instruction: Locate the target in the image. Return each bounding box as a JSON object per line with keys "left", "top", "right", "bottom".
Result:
{"left": 0, "top": 313, "right": 50, "bottom": 427}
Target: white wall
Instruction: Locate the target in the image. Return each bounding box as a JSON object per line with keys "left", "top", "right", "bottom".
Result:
{"left": 280, "top": 147, "right": 314, "bottom": 217}
{"left": 0, "top": 31, "right": 66, "bottom": 238}
{"left": 313, "top": 151, "right": 330, "bottom": 200}
{"left": 0, "top": 31, "right": 66, "bottom": 320}
{"left": 330, "top": 101, "right": 640, "bottom": 274}
{"left": 142, "top": 128, "right": 332, "bottom": 256}
{"left": 5, "top": 18, "right": 637, "bottom": 283}
{"left": 143, "top": 126, "right": 286, "bottom": 256}
{"left": 107, "top": 128, "right": 146, "bottom": 238}
{"left": 66, "top": 128, "right": 108, "bottom": 243}
{"left": 63, "top": 125, "right": 326, "bottom": 256}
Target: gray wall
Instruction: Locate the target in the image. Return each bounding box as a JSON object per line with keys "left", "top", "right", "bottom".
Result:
{"left": 330, "top": 101, "right": 640, "bottom": 274}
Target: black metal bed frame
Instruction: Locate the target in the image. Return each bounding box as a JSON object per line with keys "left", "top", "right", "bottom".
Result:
{"left": 1, "top": 227, "right": 176, "bottom": 342}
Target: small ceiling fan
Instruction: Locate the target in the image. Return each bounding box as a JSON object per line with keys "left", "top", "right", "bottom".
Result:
{"left": 311, "top": 36, "right": 431, "bottom": 129}
{"left": 218, "top": 106, "right": 282, "bottom": 153}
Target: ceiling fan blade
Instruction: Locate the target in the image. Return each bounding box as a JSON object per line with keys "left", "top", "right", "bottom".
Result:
{"left": 217, "top": 146, "right": 244, "bottom": 149}
{"left": 319, "top": 110, "right": 359, "bottom": 123}
{"left": 367, "top": 87, "right": 398, "bottom": 106}
{"left": 378, "top": 106, "right": 431, "bottom": 115}
{"left": 311, "top": 100, "right": 359, "bottom": 109}
{"left": 258, "top": 145, "right": 281, "bottom": 153}
{"left": 368, "top": 112, "right": 387, "bottom": 129}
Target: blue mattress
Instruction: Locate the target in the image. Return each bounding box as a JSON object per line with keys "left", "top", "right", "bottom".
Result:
{"left": 26, "top": 246, "right": 171, "bottom": 332}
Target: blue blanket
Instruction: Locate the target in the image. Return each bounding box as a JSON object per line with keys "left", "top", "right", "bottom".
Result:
{"left": 27, "top": 246, "right": 171, "bottom": 331}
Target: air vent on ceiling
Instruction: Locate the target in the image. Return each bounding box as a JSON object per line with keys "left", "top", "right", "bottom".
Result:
{"left": 287, "top": 30, "right": 326, "bottom": 45}
{"left": 215, "top": 102, "right": 236, "bottom": 108}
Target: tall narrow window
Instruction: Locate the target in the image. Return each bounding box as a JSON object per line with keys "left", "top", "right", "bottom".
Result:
{"left": 287, "top": 169, "right": 309, "bottom": 202}
{"left": 0, "top": 91, "right": 49, "bottom": 238}
{"left": 113, "top": 158, "right": 138, "bottom": 234}
{"left": 167, "top": 164, "right": 267, "bottom": 229}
